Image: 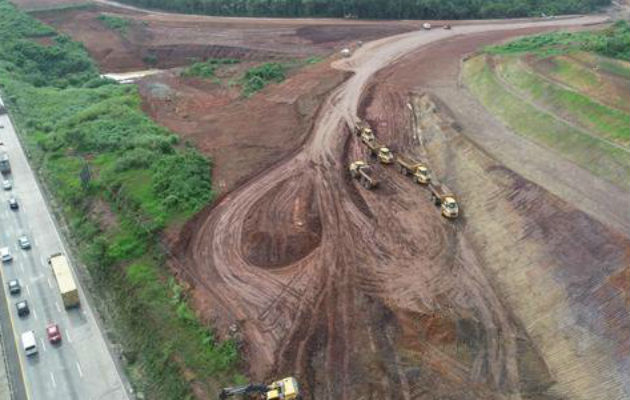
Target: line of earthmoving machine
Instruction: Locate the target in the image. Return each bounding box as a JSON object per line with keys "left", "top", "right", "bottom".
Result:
{"left": 349, "top": 120, "right": 459, "bottom": 219}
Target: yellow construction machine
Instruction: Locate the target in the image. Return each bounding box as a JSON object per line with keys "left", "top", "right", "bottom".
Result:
{"left": 219, "top": 377, "right": 300, "bottom": 400}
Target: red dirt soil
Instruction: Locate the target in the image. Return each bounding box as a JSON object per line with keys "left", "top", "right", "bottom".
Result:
{"left": 27, "top": 3, "right": 416, "bottom": 72}
{"left": 171, "top": 15, "right": 627, "bottom": 400}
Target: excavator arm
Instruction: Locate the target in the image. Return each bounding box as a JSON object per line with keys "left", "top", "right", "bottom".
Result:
{"left": 219, "top": 383, "right": 268, "bottom": 399}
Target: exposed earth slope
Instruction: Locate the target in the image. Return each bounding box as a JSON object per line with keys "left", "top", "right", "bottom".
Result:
{"left": 176, "top": 15, "right": 628, "bottom": 400}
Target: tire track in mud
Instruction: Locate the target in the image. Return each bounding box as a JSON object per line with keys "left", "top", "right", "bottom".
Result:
{"left": 185, "top": 15, "right": 608, "bottom": 399}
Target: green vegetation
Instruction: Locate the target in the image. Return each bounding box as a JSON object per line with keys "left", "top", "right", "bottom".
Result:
{"left": 487, "top": 20, "right": 630, "bottom": 60}
{"left": 97, "top": 14, "right": 131, "bottom": 34}
{"left": 180, "top": 59, "right": 285, "bottom": 95}
{"left": 498, "top": 57, "right": 629, "bottom": 146}
{"left": 465, "top": 22, "right": 630, "bottom": 189}
{"left": 112, "top": 0, "right": 610, "bottom": 19}
{"left": 0, "top": 1, "right": 239, "bottom": 397}
{"left": 180, "top": 58, "right": 240, "bottom": 78}
{"left": 26, "top": 2, "right": 94, "bottom": 13}
{"left": 573, "top": 51, "right": 630, "bottom": 79}
{"left": 241, "top": 62, "right": 286, "bottom": 96}
{"left": 463, "top": 55, "right": 629, "bottom": 190}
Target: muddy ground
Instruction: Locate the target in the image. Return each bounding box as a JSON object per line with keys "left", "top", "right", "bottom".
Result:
{"left": 174, "top": 15, "right": 627, "bottom": 400}
{"left": 27, "top": 3, "right": 416, "bottom": 72}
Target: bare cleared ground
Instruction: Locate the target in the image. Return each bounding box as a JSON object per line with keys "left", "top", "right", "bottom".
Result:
{"left": 172, "top": 15, "right": 628, "bottom": 400}
{"left": 26, "top": 2, "right": 417, "bottom": 72}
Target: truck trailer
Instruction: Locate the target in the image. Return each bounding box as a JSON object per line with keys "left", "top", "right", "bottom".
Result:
{"left": 349, "top": 161, "right": 379, "bottom": 189}
{"left": 0, "top": 153, "right": 10, "bottom": 175}
{"left": 354, "top": 120, "right": 375, "bottom": 143}
{"left": 429, "top": 183, "right": 459, "bottom": 219}
{"left": 49, "top": 253, "right": 80, "bottom": 308}
{"left": 365, "top": 141, "right": 394, "bottom": 164}
{"left": 394, "top": 155, "right": 431, "bottom": 184}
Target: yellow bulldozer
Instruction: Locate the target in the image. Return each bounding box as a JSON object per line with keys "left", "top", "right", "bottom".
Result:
{"left": 219, "top": 377, "right": 300, "bottom": 400}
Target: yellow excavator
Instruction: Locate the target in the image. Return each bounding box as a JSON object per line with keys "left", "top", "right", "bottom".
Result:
{"left": 219, "top": 377, "right": 300, "bottom": 400}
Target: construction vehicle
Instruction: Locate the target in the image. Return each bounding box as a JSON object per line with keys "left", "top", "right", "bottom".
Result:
{"left": 365, "top": 141, "right": 393, "bottom": 164}
{"left": 49, "top": 253, "right": 80, "bottom": 308}
{"left": 429, "top": 183, "right": 459, "bottom": 219}
{"left": 394, "top": 155, "right": 431, "bottom": 184}
{"left": 354, "top": 120, "right": 375, "bottom": 143}
{"left": 340, "top": 48, "right": 351, "bottom": 57}
{"left": 219, "top": 376, "right": 299, "bottom": 400}
{"left": 349, "top": 161, "right": 378, "bottom": 189}
{"left": 0, "top": 153, "right": 10, "bottom": 174}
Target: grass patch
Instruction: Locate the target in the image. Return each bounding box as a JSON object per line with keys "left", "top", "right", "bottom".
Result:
{"left": 571, "top": 51, "right": 630, "bottom": 79}
{"left": 241, "top": 62, "right": 286, "bottom": 96}
{"left": 26, "top": 2, "right": 94, "bottom": 13}
{"left": 463, "top": 55, "right": 630, "bottom": 190}
{"left": 487, "top": 20, "right": 630, "bottom": 60}
{"left": 497, "top": 56, "right": 629, "bottom": 146}
{"left": 97, "top": 14, "right": 131, "bottom": 34}
{"left": 180, "top": 58, "right": 240, "bottom": 78}
{"left": 547, "top": 55, "right": 600, "bottom": 88}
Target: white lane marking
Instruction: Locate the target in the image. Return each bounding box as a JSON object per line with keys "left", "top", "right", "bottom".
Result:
{"left": 55, "top": 302, "right": 61, "bottom": 313}
{"left": 66, "top": 329, "right": 72, "bottom": 343}
{"left": 32, "top": 309, "right": 37, "bottom": 321}
{"left": 47, "top": 277, "right": 53, "bottom": 289}
{"left": 40, "top": 255, "right": 46, "bottom": 267}
{"left": 76, "top": 362, "right": 84, "bottom": 378}
{"left": 19, "top": 262, "right": 24, "bottom": 272}
{"left": 25, "top": 284, "right": 30, "bottom": 296}
{"left": 40, "top": 338, "right": 46, "bottom": 352}
{"left": 50, "top": 372, "right": 56, "bottom": 388}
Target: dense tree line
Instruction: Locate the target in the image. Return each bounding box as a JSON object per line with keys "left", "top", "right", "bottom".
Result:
{"left": 115, "top": 0, "right": 611, "bottom": 19}
{"left": 488, "top": 20, "right": 630, "bottom": 60}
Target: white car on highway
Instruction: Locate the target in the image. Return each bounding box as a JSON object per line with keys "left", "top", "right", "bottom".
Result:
{"left": 21, "top": 331, "right": 38, "bottom": 357}
{"left": 18, "top": 235, "right": 31, "bottom": 249}
{"left": 1, "top": 247, "right": 12, "bottom": 262}
{"left": 2, "top": 179, "right": 11, "bottom": 190}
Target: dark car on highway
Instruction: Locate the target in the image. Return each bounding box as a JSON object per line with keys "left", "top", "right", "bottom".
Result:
{"left": 8, "top": 196, "right": 18, "bottom": 210}
{"left": 16, "top": 300, "right": 29, "bottom": 317}
{"left": 8, "top": 279, "right": 20, "bottom": 295}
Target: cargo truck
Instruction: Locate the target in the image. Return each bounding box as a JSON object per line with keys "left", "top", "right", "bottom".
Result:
{"left": 0, "top": 153, "right": 10, "bottom": 175}
{"left": 349, "top": 161, "right": 378, "bottom": 189}
{"left": 48, "top": 253, "right": 80, "bottom": 308}
{"left": 354, "top": 120, "right": 375, "bottom": 143}
{"left": 365, "top": 141, "right": 394, "bottom": 164}
{"left": 394, "top": 155, "right": 431, "bottom": 184}
{"left": 429, "top": 183, "right": 459, "bottom": 219}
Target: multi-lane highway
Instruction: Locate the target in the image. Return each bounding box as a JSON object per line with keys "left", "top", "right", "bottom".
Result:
{"left": 0, "top": 97, "right": 130, "bottom": 400}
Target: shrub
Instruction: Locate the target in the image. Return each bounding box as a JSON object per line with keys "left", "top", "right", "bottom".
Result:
{"left": 242, "top": 62, "right": 286, "bottom": 96}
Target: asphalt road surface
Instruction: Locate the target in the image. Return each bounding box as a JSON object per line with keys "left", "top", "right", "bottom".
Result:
{"left": 0, "top": 98, "right": 130, "bottom": 400}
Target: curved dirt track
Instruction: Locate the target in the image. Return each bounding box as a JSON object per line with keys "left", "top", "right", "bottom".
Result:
{"left": 184, "top": 15, "right": 619, "bottom": 399}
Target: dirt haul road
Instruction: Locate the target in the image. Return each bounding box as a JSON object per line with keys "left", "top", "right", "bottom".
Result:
{"left": 182, "top": 15, "right": 620, "bottom": 399}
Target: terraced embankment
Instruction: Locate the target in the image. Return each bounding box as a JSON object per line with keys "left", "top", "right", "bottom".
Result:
{"left": 463, "top": 52, "right": 630, "bottom": 190}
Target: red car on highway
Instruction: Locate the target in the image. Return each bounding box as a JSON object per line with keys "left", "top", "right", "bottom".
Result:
{"left": 46, "top": 324, "right": 62, "bottom": 344}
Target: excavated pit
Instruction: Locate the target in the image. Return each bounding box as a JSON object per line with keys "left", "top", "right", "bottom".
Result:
{"left": 241, "top": 178, "right": 322, "bottom": 269}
